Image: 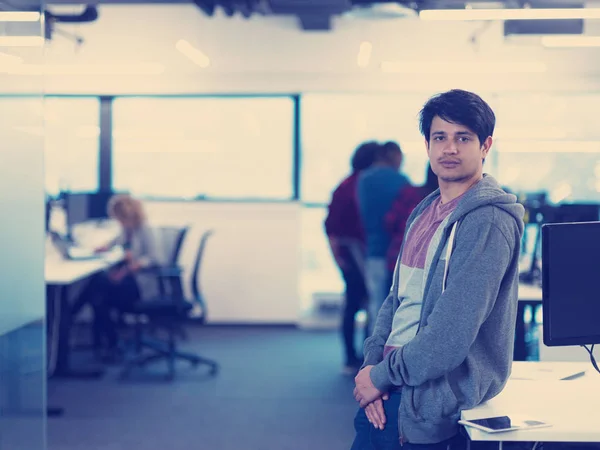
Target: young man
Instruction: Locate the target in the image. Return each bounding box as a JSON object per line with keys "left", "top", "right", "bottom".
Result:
{"left": 357, "top": 142, "right": 410, "bottom": 334}
{"left": 351, "top": 89, "right": 524, "bottom": 450}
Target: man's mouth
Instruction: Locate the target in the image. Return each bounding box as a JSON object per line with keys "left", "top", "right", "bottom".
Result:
{"left": 440, "top": 160, "right": 460, "bottom": 168}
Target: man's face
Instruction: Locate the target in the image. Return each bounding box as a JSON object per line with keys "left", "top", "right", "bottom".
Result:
{"left": 426, "top": 116, "right": 492, "bottom": 184}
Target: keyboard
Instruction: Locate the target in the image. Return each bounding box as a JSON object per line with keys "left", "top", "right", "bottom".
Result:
{"left": 67, "top": 247, "right": 99, "bottom": 260}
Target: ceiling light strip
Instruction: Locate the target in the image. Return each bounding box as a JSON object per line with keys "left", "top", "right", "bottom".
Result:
{"left": 356, "top": 41, "right": 372, "bottom": 68}
{"left": 0, "top": 11, "right": 41, "bottom": 22}
{"left": 380, "top": 61, "right": 547, "bottom": 74}
{"left": 542, "top": 35, "right": 600, "bottom": 48}
{"left": 0, "top": 36, "right": 44, "bottom": 47}
{"left": 419, "top": 8, "right": 600, "bottom": 21}
{"left": 175, "top": 39, "right": 210, "bottom": 68}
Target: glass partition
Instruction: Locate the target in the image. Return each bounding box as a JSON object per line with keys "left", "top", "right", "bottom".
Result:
{"left": 0, "top": 6, "right": 46, "bottom": 450}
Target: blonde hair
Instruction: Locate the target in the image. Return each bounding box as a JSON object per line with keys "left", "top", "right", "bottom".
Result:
{"left": 107, "top": 194, "right": 146, "bottom": 229}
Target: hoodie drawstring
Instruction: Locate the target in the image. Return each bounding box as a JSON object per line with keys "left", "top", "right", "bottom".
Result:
{"left": 442, "top": 221, "right": 459, "bottom": 293}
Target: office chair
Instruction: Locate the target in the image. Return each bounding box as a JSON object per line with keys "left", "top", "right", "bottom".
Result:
{"left": 115, "top": 226, "right": 189, "bottom": 337}
{"left": 120, "top": 229, "right": 219, "bottom": 381}
{"left": 160, "top": 225, "right": 190, "bottom": 267}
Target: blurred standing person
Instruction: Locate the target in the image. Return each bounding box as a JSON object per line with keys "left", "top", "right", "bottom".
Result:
{"left": 385, "top": 164, "right": 439, "bottom": 275}
{"left": 325, "top": 141, "right": 379, "bottom": 374}
{"left": 357, "top": 142, "right": 410, "bottom": 333}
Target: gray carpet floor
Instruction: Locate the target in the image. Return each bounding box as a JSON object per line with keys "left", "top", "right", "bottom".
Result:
{"left": 48, "top": 326, "right": 359, "bottom": 450}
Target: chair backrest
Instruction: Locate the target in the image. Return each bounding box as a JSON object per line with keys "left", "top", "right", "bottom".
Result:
{"left": 159, "top": 226, "right": 189, "bottom": 266}
{"left": 191, "top": 229, "right": 214, "bottom": 308}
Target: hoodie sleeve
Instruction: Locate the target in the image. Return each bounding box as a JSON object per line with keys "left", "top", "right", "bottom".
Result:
{"left": 369, "top": 210, "right": 514, "bottom": 391}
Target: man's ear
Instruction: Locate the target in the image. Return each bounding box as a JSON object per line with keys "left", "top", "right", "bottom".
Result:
{"left": 481, "top": 136, "right": 493, "bottom": 159}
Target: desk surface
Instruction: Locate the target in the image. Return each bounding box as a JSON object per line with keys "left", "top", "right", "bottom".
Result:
{"left": 462, "top": 362, "right": 599, "bottom": 442}
{"left": 45, "top": 249, "right": 124, "bottom": 285}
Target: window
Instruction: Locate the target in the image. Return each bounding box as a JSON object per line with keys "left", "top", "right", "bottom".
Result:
{"left": 300, "top": 93, "right": 442, "bottom": 204}
{"left": 44, "top": 97, "right": 100, "bottom": 196}
{"left": 493, "top": 93, "right": 600, "bottom": 202}
{"left": 112, "top": 97, "right": 295, "bottom": 200}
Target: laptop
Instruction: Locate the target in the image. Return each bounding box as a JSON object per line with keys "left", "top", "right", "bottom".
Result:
{"left": 49, "top": 231, "right": 100, "bottom": 261}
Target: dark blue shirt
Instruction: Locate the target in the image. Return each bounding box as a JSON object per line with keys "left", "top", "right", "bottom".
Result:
{"left": 358, "top": 166, "right": 409, "bottom": 258}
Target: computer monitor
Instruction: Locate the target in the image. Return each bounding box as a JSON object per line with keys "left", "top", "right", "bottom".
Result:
{"left": 87, "top": 191, "right": 113, "bottom": 220}
{"left": 64, "top": 191, "right": 117, "bottom": 226}
{"left": 64, "top": 192, "right": 90, "bottom": 230}
{"left": 541, "top": 221, "right": 600, "bottom": 346}
{"left": 546, "top": 203, "right": 600, "bottom": 224}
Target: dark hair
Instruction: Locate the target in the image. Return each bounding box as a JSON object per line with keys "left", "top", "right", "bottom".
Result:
{"left": 382, "top": 141, "right": 401, "bottom": 154}
{"left": 351, "top": 141, "right": 379, "bottom": 172}
{"left": 375, "top": 140, "right": 402, "bottom": 163}
{"left": 419, "top": 89, "right": 495, "bottom": 145}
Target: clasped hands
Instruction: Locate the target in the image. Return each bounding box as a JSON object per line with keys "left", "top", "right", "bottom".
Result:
{"left": 354, "top": 365, "right": 389, "bottom": 430}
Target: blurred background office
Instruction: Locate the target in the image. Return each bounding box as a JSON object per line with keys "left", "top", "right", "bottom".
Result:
{"left": 2, "top": 1, "right": 600, "bottom": 449}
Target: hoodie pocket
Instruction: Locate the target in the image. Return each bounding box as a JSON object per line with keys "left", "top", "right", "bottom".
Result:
{"left": 410, "top": 376, "right": 459, "bottom": 422}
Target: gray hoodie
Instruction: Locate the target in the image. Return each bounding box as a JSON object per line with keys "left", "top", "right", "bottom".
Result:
{"left": 363, "top": 174, "right": 524, "bottom": 444}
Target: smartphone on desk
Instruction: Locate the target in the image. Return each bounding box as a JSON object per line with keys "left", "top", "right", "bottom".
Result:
{"left": 459, "top": 416, "right": 551, "bottom": 433}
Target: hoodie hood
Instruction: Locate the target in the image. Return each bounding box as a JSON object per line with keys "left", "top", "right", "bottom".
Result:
{"left": 413, "top": 174, "right": 524, "bottom": 234}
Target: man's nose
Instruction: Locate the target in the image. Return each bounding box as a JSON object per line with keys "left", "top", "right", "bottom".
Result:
{"left": 443, "top": 141, "right": 458, "bottom": 154}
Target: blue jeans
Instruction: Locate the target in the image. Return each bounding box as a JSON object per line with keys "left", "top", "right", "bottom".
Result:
{"left": 351, "top": 392, "right": 460, "bottom": 450}
{"left": 365, "top": 258, "right": 393, "bottom": 335}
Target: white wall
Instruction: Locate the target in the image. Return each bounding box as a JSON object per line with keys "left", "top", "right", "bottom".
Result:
{"left": 144, "top": 201, "right": 302, "bottom": 324}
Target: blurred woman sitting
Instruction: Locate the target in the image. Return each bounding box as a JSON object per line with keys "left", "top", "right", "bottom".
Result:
{"left": 90, "top": 194, "right": 161, "bottom": 360}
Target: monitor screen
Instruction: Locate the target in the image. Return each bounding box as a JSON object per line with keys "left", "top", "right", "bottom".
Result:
{"left": 87, "top": 191, "right": 113, "bottom": 220}
{"left": 542, "top": 221, "right": 600, "bottom": 346}
{"left": 65, "top": 193, "right": 90, "bottom": 229}
{"left": 547, "top": 203, "right": 600, "bottom": 224}
{"left": 64, "top": 191, "right": 117, "bottom": 227}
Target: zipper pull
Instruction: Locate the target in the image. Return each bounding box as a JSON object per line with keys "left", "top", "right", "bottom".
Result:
{"left": 400, "top": 435, "right": 405, "bottom": 446}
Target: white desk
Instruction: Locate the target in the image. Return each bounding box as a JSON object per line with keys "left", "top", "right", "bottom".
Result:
{"left": 45, "top": 248, "right": 124, "bottom": 286}
{"left": 45, "top": 248, "right": 123, "bottom": 378}
{"left": 462, "top": 362, "right": 600, "bottom": 444}
{"left": 509, "top": 361, "right": 588, "bottom": 381}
